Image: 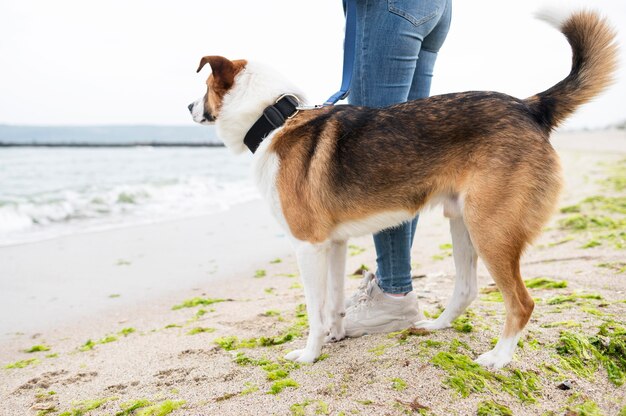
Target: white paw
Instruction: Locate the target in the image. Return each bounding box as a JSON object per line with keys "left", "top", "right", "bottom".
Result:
{"left": 413, "top": 319, "right": 451, "bottom": 331}
{"left": 324, "top": 326, "right": 346, "bottom": 344}
{"left": 474, "top": 349, "right": 512, "bottom": 369}
{"left": 284, "top": 348, "right": 319, "bottom": 363}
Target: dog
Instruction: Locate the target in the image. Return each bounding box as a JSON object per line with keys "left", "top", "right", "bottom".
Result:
{"left": 188, "top": 9, "right": 617, "bottom": 368}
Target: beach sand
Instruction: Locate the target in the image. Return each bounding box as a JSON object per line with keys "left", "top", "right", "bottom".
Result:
{"left": 1, "top": 130, "right": 625, "bottom": 416}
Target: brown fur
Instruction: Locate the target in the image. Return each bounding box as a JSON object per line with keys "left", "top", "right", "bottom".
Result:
{"left": 263, "top": 11, "right": 615, "bottom": 338}
{"left": 198, "top": 10, "right": 617, "bottom": 353}
{"left": 197, "top": 56, "right": 247, "bottom": 119}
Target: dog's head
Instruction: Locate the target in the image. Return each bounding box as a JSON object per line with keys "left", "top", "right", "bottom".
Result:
{"left": 188, "top": 56, "right": 247, "bottom": 126}
{"left": 189, "top": 55, "right": 303, "bottom": 154}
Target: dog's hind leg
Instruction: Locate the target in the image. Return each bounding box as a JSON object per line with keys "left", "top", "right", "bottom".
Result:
{"left": 285, "top": 240, "right": 330, "bottom": 363}
{"left": 325, "top": 240, "right": 347, "bottom": 343}
{"left": 462, "top": 196, "right": 536, "bottom": 368}
{"left": 472, "top": 252, "right": 531, "bottom": 369}
{"left": 415, "top": 211, "right": 478, "bottom": 330}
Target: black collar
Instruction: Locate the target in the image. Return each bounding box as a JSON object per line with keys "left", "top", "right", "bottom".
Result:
{"left": 243, "top": 94, "right": 300, "bottom": 153}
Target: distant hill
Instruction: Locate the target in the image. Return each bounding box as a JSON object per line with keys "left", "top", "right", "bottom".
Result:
{"left": 0, "top": 124, "right": 222, "bottom": 146}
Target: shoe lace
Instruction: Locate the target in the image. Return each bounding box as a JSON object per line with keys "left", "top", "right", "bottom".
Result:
{"left": 353, "top": 279, "right": 376, "bottom": 310}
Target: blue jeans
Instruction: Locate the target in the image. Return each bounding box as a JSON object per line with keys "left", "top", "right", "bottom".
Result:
{"left": 347, "top": 0, "right": 452, "bottom": 294}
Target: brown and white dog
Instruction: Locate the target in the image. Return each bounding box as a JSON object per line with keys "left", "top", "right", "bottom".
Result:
{"left": 189, "top": 9, "right": 617, "bottom": 367}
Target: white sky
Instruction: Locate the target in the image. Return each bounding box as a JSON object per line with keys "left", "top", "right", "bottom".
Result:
{"left": 0, "top": 0, "right": 624, "bottom": 129}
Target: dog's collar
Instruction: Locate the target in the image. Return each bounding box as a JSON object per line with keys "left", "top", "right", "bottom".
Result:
{"left": 244, "top": 94, "right": 300, "bottom": 153}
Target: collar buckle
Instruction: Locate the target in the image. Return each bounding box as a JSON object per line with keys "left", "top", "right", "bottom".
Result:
{"left": 275, "top": 94, "right": 300, "bottom": 119}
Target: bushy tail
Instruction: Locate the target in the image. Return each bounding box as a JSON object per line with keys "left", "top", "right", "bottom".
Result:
{"left": 525, "top": 9, "right": 618, "bottom": 132}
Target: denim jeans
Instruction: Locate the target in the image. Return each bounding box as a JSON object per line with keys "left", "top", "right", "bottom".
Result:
{"left": 347, "top": 0, "right": 452, "bottom": 294}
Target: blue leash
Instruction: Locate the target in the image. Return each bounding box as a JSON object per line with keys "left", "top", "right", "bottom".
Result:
{"left": 323, "top": 0, "right": 357, "bottom": 106}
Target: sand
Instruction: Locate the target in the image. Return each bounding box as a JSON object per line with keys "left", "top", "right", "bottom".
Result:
{"left": 0, "top": 130, "right": 625, "bottom": 416}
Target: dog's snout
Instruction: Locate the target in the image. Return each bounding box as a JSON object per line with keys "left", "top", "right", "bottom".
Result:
{"left": 187, "top": 103, "right": 194, "bottom": 113}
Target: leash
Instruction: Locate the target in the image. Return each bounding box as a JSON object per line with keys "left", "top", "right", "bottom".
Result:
{"left": 323, "top": 0, "right": 357, "bottom": 106}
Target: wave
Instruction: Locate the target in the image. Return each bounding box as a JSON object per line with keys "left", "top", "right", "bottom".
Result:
{"left": 0, "top": 176, "right": 260, "bottom": 246}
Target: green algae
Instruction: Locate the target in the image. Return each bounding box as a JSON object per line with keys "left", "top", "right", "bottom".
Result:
{"left": 186, "top": 327, "right": 215, "bottom": 335}
{"left": 135, "top": 400, "right": 185, "bottom": 416}
{"left": 233, "top": 351, "right": 301, "bottom": 390}
{"left": 565, "top": 400, "right": 602, "bottom": 416}
{"left": 524, "top": 277, "right": 568, "bottom": 289}
{"left": 420, "top": 339, "right": 444, "bottom": 349}
{"left": 78, "top": 333, "right": 122, "bottom": 351}
{"left": 348, "top": 244, "right": 366, "bottom": 256}
{"left": 118, "top": 327, "right": 135, "bottom": 336}
{"left": 431, "top": 351, "right": 540, "bottom": 402}
{"left": 582, "top": 239, "right": 602, "bottom": 248}
{"left": 254, "top": 269, "right": 267, "bottom": 278}
{"left": 194, "top": 308, "right": 207, "bottom": 318}
{"left": 559, "top": 214, "right": 623, "bottom": 231}
{"left": 25, "top": 344, "right": 51, "bottom": 353}
{"left": 59, "top": 397, "right": 118, "bottom": 416}
{"left": 423, "top": 306, "right": 444, "bottom": 319}
{"left": 269, "top": 378, "right": 299, "bottom": 394}
{"left": 270, "top": 258, "right": 282, "bottom": 264}
{"left": 556, "top": 324, "right": 626, "bottom": 386}
{"left": 277, "top": 272, "right": 298, "bottom": 278}
{"left": 99, "top": 335, "right": 118, "bottom": 344}
{"left": 114, "top": 399, "right": 152, "bottom": 416}
{"left": 451, "top": 310, "right": 474, "bottom": 333}
{"left": 390, "top": 327, "right": 430, "bottom": 343}
{"left": 433, "top": 243, "right": 453, "bottom": 261}
{"left": 547, "top": 293, "right": 602, "bottom": 305}
{"left": 557, "top": 188, "right": 626, "bottom": 251}
{"left": 540, "top": 320, "right": 582, "bottom": 329}
{"left": 291, "top": 400, "right": 328, "bottom": 415}
{"left": 290, "top": 400, "right": 330, "bottom": 416}
{"left": 240, "top": 382, "right": 259, "bottom": 395}
{"left": 580, "top": 306, "right": 612, "bottom": 317}
{"left": 547, "top": 236, "right": 575, "bottom": 246}
{"left": 214, "top": 304, "right": 307, "bottom": 350}
{"left": 481, "top": 290, "right": 504, "bottom": 302}
{"left": 5, "top": 357, "right": 39, "bottom": 369}
{"left": 368, "top": 343, "right": 391, "bottom": 356}
{"left": 171, "top": 297, "right": 226, "bottom": 310}
{"left": 597, "top": 261, "right": 626, "bottom": 274}
{"left": 476, "top": 400, "right": 513, "bottom": 416}
{"left": 391, "top": 377, "right": 407, "bottom": 391}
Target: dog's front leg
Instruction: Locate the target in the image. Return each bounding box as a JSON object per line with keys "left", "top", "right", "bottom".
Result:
{"left": 285, "top": 240, "right": 330, "bottom": 363}
{"left": 415, "top": 216, "right": 478, "bottom": 330}
{"left": 325, "top": 240, "right": 347, "bottom": 343}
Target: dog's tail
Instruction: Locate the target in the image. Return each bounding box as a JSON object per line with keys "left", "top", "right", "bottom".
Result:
{"left": 525, "top": 9, "right": 618, "bottom": 132}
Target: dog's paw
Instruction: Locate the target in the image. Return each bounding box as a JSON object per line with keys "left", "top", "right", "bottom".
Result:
{"left": 284, "top": 348, "right": 319, "bottom": 363}
{"left": 324, "top": 326, "right": 346, "bottom": 344}
{"left": 475, "top": 349, "right": 512, "bottom": 369}
{"left": 324, "top": 332, "right": 345, "bottom": 344}
{"left": 413, "top": 319, "right": 451, "bottom": 331}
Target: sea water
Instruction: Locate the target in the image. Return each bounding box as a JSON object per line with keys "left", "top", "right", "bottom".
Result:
{"left": 0, "top": 146, "right": 258, "bottom": 246}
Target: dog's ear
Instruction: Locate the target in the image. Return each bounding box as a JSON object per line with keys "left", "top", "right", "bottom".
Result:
{"left": 197, "top": 55, "right": 236, "bottom": 89}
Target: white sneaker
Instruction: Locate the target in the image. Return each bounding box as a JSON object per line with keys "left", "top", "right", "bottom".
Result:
{"left": 344, "top": 276, "right": 420, "bottom": 337}
{"left": 345, "top": 271, "right": 375, "bottom": 309}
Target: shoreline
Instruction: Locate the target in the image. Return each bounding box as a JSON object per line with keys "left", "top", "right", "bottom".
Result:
{"left": 0, "top": 199, "right": 291, "bottom": 339}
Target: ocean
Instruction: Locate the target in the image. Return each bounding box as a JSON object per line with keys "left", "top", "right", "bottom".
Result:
{"left": 0, "top": 145, "right": 258, "bottom": 246}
